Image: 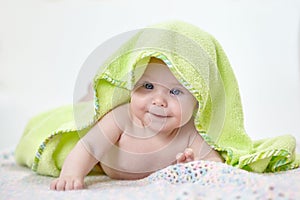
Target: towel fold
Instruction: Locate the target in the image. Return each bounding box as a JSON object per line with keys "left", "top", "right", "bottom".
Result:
{"left": 15, "top": 20, "right": 299, "bottom": 177}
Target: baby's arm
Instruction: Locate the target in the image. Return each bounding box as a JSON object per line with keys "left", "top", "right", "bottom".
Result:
{"left": 50, "top": 141, "right": 98, "bottom": 190}
{"left": 50, "top": 109, "right": 122, "bottom": 191}
{"left": 176, "top": 133, "right": 223, "bottom": 163}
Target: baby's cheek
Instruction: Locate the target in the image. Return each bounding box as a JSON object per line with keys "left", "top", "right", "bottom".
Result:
{"left": 180, "top": 107, "right": 195, "bottom": 125}
{"left": 172, "top": 107, "right": 186, "bottom": 125}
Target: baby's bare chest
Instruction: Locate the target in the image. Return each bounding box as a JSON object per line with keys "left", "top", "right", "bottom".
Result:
{"left": 118, "top": 131, "right": 190, "bottom": 154}
{"left": 100, "top": 132, "right": 190, "bottom": 174}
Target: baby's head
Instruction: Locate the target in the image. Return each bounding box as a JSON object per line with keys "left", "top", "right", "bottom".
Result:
{"left": 130, "top": 57, "right": 197, "bottom": 133}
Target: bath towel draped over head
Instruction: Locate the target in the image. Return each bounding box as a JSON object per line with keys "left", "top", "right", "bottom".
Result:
{"left": 15, "top": 21, "right": 299, "bottom": 177}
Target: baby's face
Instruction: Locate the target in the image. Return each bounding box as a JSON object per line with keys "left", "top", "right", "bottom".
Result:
{"left": 130, "top": 58, "right": 197, "bottom": 133}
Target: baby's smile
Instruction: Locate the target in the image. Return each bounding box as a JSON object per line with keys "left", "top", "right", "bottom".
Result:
{"left": 148, "top": 112, "right": 169, "bottom": 118}
{"left": 148, "top": 106, "right": 169, "bottom": 118}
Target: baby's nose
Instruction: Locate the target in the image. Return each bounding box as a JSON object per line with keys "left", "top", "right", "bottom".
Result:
{"left": 152, "top": 93, "right": 167, "bottom": 107}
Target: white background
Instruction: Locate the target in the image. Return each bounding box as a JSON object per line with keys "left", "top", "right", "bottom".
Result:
{"left": 0, "top": 0, "right": 300, "bottom": 149}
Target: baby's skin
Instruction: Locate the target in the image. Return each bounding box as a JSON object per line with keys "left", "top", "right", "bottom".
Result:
{"left": 50, "top": 58, "right": 223, "bottom": 190}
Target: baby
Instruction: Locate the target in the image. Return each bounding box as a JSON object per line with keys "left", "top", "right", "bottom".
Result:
{"left": 50, "top": 57, "right": 223, "bottom": 191}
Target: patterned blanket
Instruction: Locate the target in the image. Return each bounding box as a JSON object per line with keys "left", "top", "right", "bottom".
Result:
{"left": 1, "top": 148, "right": 299, "bottom": 199}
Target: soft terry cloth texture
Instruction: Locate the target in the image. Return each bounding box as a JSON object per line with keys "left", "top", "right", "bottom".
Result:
{"left": 15, "top": 20, "right": 299, "bottom": 177}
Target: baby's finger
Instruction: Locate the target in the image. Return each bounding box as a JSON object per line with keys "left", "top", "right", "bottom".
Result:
{"left": 50, "top": 179, "right": 58, "bottom": 190}
{"left": 176, "top": 152, "right": 186, "bottom": 163}
{"left": 65, "top": 179, "right": 74, "bottom": 190}
{"left": 74, "top": 179, "right": 84, "bottom": 190}
{"left": 184, "top": 148, "right": 194, "bottom": 162}
{"left": 56, "top": 179, "right": 67, "bottom": 191}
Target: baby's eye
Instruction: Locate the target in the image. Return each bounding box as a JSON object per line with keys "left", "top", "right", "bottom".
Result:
{"left": 143, "top": 82, "right": 154, "bottom": 90}
{"left": 170, "top": 88, "right": 183, "bottom": 96}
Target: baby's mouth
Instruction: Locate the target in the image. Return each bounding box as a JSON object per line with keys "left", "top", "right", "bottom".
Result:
{"left": 149, "top": 112, "right": 168, "bottom": 118}
{"left": 148, "top": 106, "right": 169, "bottom": 119}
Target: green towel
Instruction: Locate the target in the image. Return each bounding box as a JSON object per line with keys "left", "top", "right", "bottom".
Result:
{"left": 15, "top": 20, "right": 299, "bottom": 177}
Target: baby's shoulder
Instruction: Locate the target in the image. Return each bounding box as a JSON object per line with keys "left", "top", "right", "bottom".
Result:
{"left": 112, "top": 103, "right": 130, "bottom": 113}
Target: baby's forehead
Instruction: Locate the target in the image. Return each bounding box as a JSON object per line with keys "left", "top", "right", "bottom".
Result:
{"left": 139, "top": 62, "right": 184, "bottom": 88}
{"left": 140, "top": 74, "right": 181, "bottom": 86}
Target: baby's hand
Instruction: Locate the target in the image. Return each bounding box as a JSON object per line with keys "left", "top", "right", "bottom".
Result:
{"left": 50, "top": 176, "right": 84, "bottom": 191}
{"left": 176, "top": 148, "right": 195, "bottom": 164}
